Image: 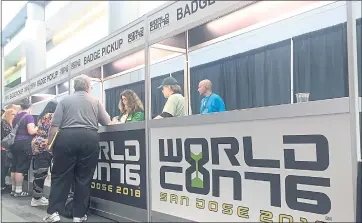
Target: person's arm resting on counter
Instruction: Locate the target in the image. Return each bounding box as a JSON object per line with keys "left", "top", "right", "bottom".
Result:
{"left": 97, "top": 101, "right": 111, "bottom": 125}
{"left": 154, "top": 96, "right": 175, "bottom": 119}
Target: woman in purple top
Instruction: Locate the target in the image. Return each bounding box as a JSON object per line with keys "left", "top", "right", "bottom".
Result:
{"left": 10, "top": 98, "right": 38, "bottom": 197}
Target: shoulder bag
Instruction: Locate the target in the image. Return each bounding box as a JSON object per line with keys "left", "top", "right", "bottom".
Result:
{"left": 1, "top": 114, "right": 29, "bottom": 150}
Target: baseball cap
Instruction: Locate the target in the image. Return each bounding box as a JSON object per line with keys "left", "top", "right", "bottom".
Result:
{"left": 158, "top": 76, "right": 179, "bottom": 89}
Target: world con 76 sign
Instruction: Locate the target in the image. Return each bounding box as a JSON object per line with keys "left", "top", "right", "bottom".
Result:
{"left": 150, "top": 114, "right": 355, "bottom": 222}
{"left": 91, "top": 129, "right": 147, "bottom": 210}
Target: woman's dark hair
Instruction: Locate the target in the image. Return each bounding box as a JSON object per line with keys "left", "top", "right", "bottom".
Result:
{"left": 20, "top": 98, "right": 31, "bottom": 109}
{"left": 39, "top": 100, "right": 58, "bottom": 120}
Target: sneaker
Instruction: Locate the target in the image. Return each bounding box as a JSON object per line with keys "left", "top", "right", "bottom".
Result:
{"left": 43, "top": 212, "right": 60, "bottom": 222}
{"left": 73, "top": 214, "right": 87, "bottom": 222}
{"left": 31, "top": 197, "right": 49, "bottom": 207}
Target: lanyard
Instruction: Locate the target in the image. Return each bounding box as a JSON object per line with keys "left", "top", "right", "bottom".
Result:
{"left": 202, "top": 94, "right": 213, "bottom": 112}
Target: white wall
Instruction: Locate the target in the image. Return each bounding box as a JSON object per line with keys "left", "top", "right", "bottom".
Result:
{"left": 104, "top": 1, "right": 361, "bottom": 90}
{"left": 91, "top": 81, "right": 102, "bottom": 101}
{"left": 55, "top": 93, "right": 68, "bottom": 102}
{"left": 4, "top": 28, "right": 25, "bottom": 57}
{"left": 45, "top": 1, "right": 70, "bottom": 21}
{"left": 46, "top": 12, "right": 108, "bottom": 68}
{"left": 31, "top": 98, "right": 53, "bottom": 115}
{"left": 139, "top": 1, "right": 167, "bottom": 16}
{"left": 1, "top": 1, "right": 27, "bottom": 29}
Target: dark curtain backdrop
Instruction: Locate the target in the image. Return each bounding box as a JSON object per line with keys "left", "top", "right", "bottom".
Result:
{"left": 293, "top": 22, "right": 348, "bottom": 101}
{"left": 189, "top": 39, "right": 291, "bottom": 112}
{"left": 220, "top": 39, "right": 291, "bottom": 110}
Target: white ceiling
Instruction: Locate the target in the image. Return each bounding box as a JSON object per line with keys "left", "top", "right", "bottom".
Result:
{"left": 1, "top": 1, "right": 27, "bottom": 30}
{"left": 45, "top": 1, "right": 103, "bottom": 42}
{"left": 4, "top": 42, "right": 24, "bottom": 71}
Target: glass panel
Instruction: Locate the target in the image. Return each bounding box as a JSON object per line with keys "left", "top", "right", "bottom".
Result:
{"left": 183, "top": 1, "right": 348, "bottom": 119}
{"left": 103, "top": 51, "right": 146, "bottom": 125}
{"left": 149, "top": 32, "right": 187, "bottom": 119}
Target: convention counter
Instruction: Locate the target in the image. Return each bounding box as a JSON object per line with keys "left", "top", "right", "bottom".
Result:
{"left": 83, "top": 97, "right": 358, "bottom": 222}
{"left": 147, "top": 97, "right": 357, "bottom": 222}
{"left": 90, "top": 122, "right": 147, "bottom": 222}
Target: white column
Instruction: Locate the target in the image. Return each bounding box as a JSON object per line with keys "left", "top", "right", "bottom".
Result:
{"left": 108, "top": 1, "right": 141, "bottom": 34}
{"left": 24, "top": 2, "right": 46, "bottom": 80}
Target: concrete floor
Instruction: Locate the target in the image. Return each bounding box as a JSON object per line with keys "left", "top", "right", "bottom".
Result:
{"left": 1, "top": 192, "right": 115, "bottom": 222}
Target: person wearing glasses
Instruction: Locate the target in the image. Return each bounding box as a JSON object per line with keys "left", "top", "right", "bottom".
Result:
{"left": 154, "top": 76, "right": 185, "bottom": 119}
{"left": 110, "top": 89, "right": 144, "bottom": 124}
{"left": 1, "top": 106, "right": 16, "bottom": 192}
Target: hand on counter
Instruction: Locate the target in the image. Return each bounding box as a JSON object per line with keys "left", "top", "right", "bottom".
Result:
{"left": 109, "top": 120, "right": 121, "bottom": 125}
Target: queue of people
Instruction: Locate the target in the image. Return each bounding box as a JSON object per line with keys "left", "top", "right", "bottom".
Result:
{"left": 1, "top": 74, "right": 225, "bottom": 222}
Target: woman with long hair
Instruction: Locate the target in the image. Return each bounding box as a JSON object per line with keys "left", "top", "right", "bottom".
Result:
{"left": 30, "top": 100, "right": 58, "bottom": 207}
{"left": 1, "top": 108, "right": 16, "bottom": 191}
{"left": 111, "top": 89, "right": 145, "bottom": 124}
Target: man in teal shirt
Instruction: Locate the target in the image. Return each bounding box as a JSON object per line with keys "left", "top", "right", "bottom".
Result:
{"left": 198, "top": 79, "right": 225, "bottom": 114}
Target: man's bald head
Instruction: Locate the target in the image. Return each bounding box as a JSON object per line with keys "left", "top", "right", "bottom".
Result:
{"left": 198, "top": 79, "right": 213, "bottom": 96}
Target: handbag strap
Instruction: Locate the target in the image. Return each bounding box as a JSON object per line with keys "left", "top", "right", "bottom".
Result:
{"left": 12, "top": 114, "right": 30, "bottom": 133}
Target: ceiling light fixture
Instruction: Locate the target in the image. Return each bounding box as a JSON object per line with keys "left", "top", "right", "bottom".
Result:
{"left": 206, "top": 1, "right": 329, "bottom": 33}
{"left": 52, "top": 2, "right": 106, "bottom": 45}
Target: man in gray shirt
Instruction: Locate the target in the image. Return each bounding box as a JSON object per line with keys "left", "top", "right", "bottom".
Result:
{"left": 44, "top": 75, "right": 110, "bottom": 223}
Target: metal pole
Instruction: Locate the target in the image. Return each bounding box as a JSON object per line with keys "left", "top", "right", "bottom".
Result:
{"left": 101, "top": 66, "right": 105, "bottom": 104}
{"left": 144, "top": 15, "right": 152, "bottom": 222}
{"left": 184, "top": 31, "right": 191, "bottom": 115}
{"left": 290, "top": 38, "right": 294, "bottom": 104}
{"left": 68, "top": 59, "right": 72, "bottom": 95}
{"left": 346, "top": 1, "right": 360, "bottom": 219}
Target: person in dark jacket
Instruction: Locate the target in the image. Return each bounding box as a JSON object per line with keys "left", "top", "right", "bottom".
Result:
{"left": 110, "top": 89, "right": 145, "bottom": 124}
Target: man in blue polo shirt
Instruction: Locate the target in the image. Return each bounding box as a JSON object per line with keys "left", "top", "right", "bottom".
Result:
{"left": 198, "top": 79, "right": 225, "bottom": 114}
